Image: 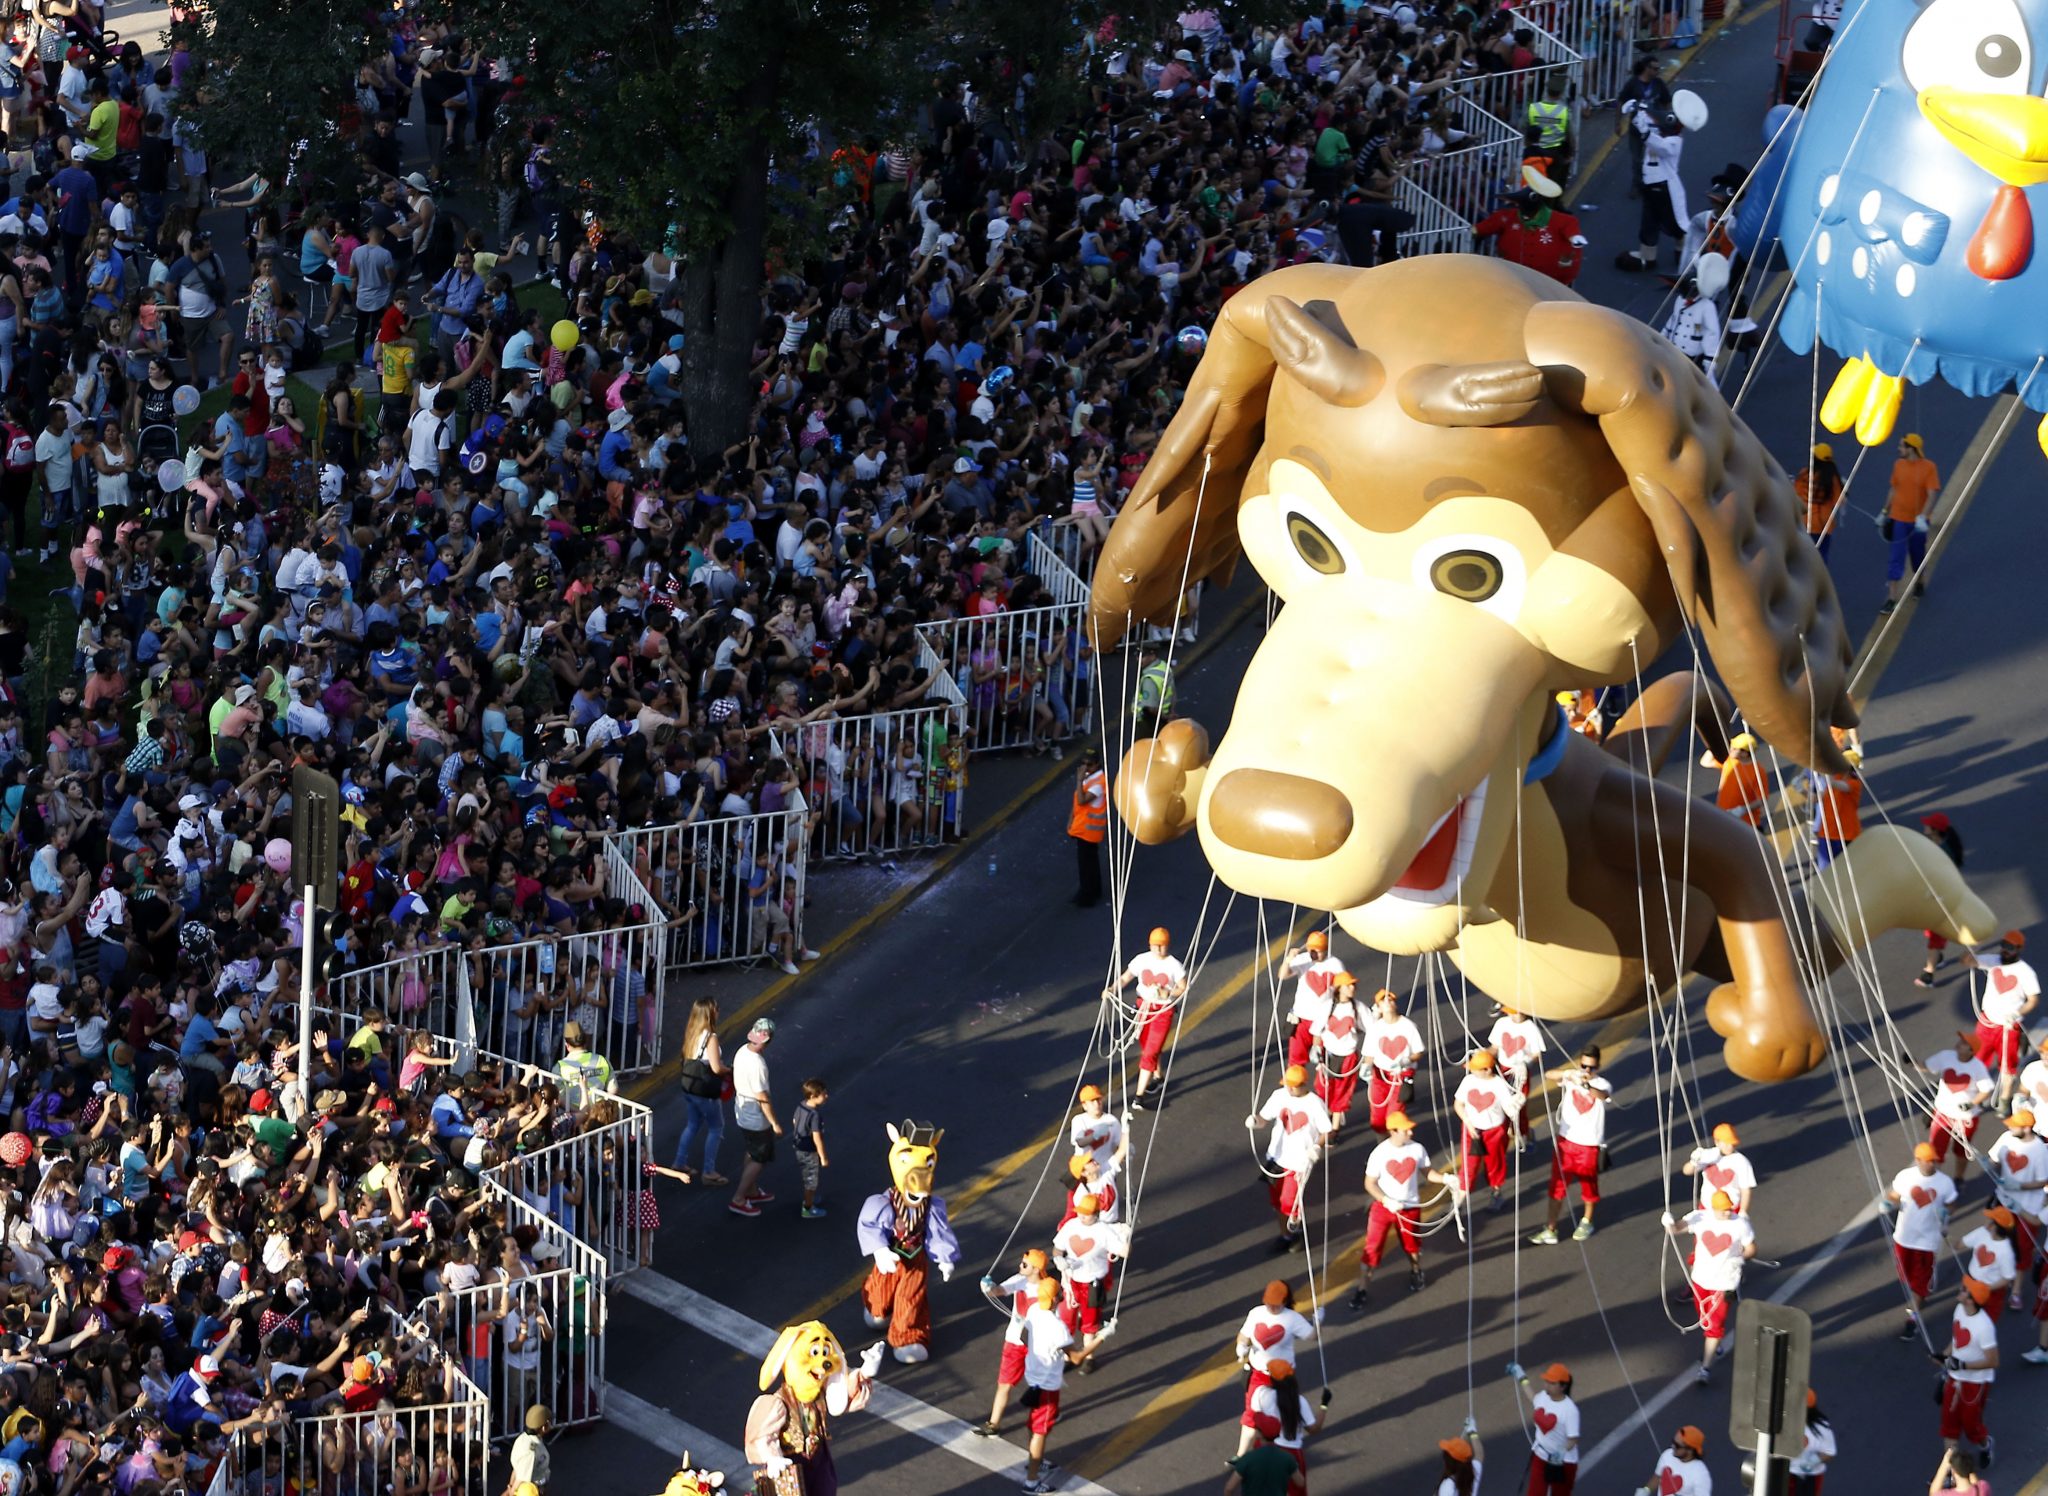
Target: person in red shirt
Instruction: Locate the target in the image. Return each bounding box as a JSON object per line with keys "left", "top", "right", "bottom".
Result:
{"left": 1472, "top": 169, "right": 1586, "bottom": 286}
{"left": 1714, "top": 733, "right": 1770, "bottom": 827}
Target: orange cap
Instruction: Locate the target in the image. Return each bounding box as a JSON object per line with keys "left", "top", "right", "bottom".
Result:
{"left": 1387, "top": 1111, "right": 1416, "bottom": 1132}
{"left": 1962, "top": 1276, "right": 1993, "bottom": 1306}
{"left": 1333, "top": 971, "right": 1358, "bottom": 989}
{"left": 1036, "top": 1278, "right": 1060, "bottom": 1309}
{"left": 1069, "top": 1154, "right": 1091, "bottom": 1181}
{"left": 1149, "top": 926, "right": 1170, "bottom": 946}
{"left": 1914, "top": 1142, "right": 1940, "bottom": 1162}
{"left": 1805, "top": 1388, "right": 1817, "bottom": 1409}
{"left": 1283, "top": 1064, "right": 1309, "bottom": 1088}
{"left": 2004, "top": 929, "right": 2026, "bottom": 948}
{"left": 1265, "top": 1359, "right": 1295, "bottom": 1380}
{"left": 1987, "top": 1205, "right": 2017, "bottom": 1229}
{"left": 2013, "top": 1109, "right": 2037, "bottom": 1129}
{"left": 1468, "top": 1051, "right": 1495, "bottom": 1071}
{"left": 349, "top": 1356, "right": 375, "bottom": 1384}
{"left": 1541, "top": 1362, "right": 1572, "bottom": 1383}
{"left": 1374, "top": 988, "right": 1399, "bottom": 1006}
{"left": 1073, "top": 1192, "right": 1100, "bottom": 1215}
{"left": 1439, "top": 1437, "right": 1474, "bottom": 1462}
{"left": 1305, "top": 930, "right": 1329, "bottom": 952}
{"left": 1021, "top": 1249, "right": 1048, "bottom": 1272}
{"left": 1262, "top": 1279, "right": 1291, "bottom": 1308}
{"left": 1712, "top": 1123, "right": 1738, "bottom": 1146}
{"left": 1709, "top": 1190, "right": 1734, "bottom": 1212}
{"left": 1675, "top": 1426, "right": 1706, "bottom": 1453}
{"left": 1078, "top": 1084, "right": 1103, "bottom": 1103}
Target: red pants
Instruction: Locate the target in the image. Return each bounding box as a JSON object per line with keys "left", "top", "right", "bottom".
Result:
{"left": 2035, "top": 1274, "right": 2048, "bottom": 1322}
{"left": 997, "top": 1341, "right": 1026, "bottom": 1387}
{"left": 1525, "top": 1454, "right": 1579, "bottom": 1496}
{"left": 1691, "top": 1278, "right": 1730, "bottom": 1339}
{"left": 1938, "top": 1377, "right": 1989, "bottom": 1445}
{"left": 2014, "top": 1217, "right": 2038, "bottom": 1280}
{"left": 1362, "top": 1200, "right": 1421, "bottom": 1266}
{"left": 1985, "top": 1285, "right": 2011, "bottom": 1322}
{"left": 1548, "top": 1139, "right": 1601, "bottom": 1204}
{"left": 1458, "top": 1124, "right": 1508, "bottom": 1191}
{"left": 1287, "top": 1020, "right": 1316, "bottom": 1068}
{"left": 1368, "top": 1068, "right": 1411, "bottom": 1130}
{"left": 1316, "top": 1057, "right": 1360, "bottom": 1119}
{"left": 1027, "top": 1387, "right": 1061, "bottom": 1436}
{"left": 1976, "top": 1021, "right": 2021, "bottom": 1075}
{"left": 1060, "top": 1276, "right": 1105, "bottom": 1334}
{"left": 1239, "top": 1366, "right": 1272, "bottom": 1426}
{"left": 1929, "top": 1113, "right": 1979, "bottom": 1162}
{"left": 1894, "top": 1243, "right": 1935, "bottom": 1301}
{"left": 1269, "top": 1169, "right": 1308, "bottom": 1225}
{"left": 861, "top": 1256, "right": 932, "bottom": 1348}
{"left": 1137, "top": 1007, "right": 1175, "bottom": 1073}
{"left": 1511, "top": 1069, "right": 1533, "bottom": 1137}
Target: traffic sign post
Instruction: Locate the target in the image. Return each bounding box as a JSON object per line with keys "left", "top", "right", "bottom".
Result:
{"left": 1730, "top": 1301, "right": 1811, "bottom": 1496}
{"left": 289, "top": 768, "right": 341, "bottom": 1111}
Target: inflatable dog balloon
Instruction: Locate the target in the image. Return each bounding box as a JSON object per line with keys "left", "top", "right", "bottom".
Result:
{"left": 1093, "top": 257, "right": 1994, "bottom": 1082}
{"left": 1777, "top": 0, "right": 2048, "bottom": 450}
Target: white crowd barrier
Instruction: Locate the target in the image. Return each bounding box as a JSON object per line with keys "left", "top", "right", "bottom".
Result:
{"left": 608, "top": 805, "right": 813, "bottom": 966}
{"left": 1397, "top": 178, "right": 1480, "bottom": 258}
{"left": 1404, "top": 94, "right": 1526, "bottom": 225}
{"left": 774, "top": 703, "right": 967, "bottom": 860}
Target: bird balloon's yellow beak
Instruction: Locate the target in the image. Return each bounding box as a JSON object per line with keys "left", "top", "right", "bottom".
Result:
{"left": 1919, "top": 88, "right": 2048, "bottom": 185}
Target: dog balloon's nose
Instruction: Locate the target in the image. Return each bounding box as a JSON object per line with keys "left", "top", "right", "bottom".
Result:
{"left": 1208, "top": 769, "right": 1354, "bottom": 860}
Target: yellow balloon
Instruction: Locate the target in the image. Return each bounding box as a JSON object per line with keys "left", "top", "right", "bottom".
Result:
{"left": 550, "top": 320, "right": 579, "bottom": 353}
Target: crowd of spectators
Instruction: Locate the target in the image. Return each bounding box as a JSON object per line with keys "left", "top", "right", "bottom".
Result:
{"left": 0, "top": 0, "right": 1608, "bottom": 1485}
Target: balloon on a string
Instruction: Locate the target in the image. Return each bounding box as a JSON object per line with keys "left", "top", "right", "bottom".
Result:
{"left": 0, "top": 1133, "right": 31, "bottom": 1167}
{"left": 550, "top": 319, "right": 580, "bottom": 353}
{"left": 172, "top": 384, "right": 202, "bottom": 416}
{"left": 264, "top": 838, "right": 292, "bottom": 875}
{"left": 1176, "top": 325, "right": 1209, "bottom": 357}
{"left": 156, "top": 458, "right": 187, "bottom": 492}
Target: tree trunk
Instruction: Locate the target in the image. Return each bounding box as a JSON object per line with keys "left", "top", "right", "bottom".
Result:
{"left": 679, "top": 41, "right": 785, "bottom": 459}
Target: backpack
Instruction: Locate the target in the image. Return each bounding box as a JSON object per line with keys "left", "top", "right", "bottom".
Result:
{"left": 2, "top": 425, "right": 31, "bottom": 473}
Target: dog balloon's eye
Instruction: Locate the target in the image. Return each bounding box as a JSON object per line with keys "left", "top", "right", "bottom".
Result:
{"left": 1429, "top": 549, "right": 1505, "bottom": 602}
{"left": 1286, "top": 512, "right": 1345, "bottom": 575}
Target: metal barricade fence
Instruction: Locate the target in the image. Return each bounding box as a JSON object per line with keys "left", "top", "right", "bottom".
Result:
{"left": 323, "top": 941, "right": 468, "bottom": 1038}
{"left": 774, "top": 702, "right": 967, "bottom": 861}
{"left": 918, "top": 603, "right": 1093, "bottom": 757}
{"left": 1460, "top": 23, "right": 1584, "bottom": 155}
{"left": 1529, "top": 0, "right": 1639, "bottom": 105}
{"left": 1027, "top": 528, "right": 1091, "bottom": 611}
{"left": 1396, "top": 178, "right": 1479, "bottom": 258}
{"left": 484, "top": 1098, "right": 654, "bottom": 1276}
{"left": 608, "top": 808, "right": 811, "bottom": 969}
{"left": 1404, "top": 95, "right": 1525, "bottom": 224}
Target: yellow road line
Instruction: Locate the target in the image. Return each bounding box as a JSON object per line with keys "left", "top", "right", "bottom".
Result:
{"left": 624, "top": 588, "right": 1268, "bottom": 1104}
{"left": 785, "top": 916, "right": 1309, "bottom": 1332}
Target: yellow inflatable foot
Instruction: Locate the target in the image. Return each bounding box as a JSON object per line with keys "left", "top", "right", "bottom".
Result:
{"left": 2037, "top": 411, "right": 2048, "bottom": 459}
{"left": 1855, "top": 369, "right": 1902, "bottom": 447}
{"left": 1820, "top": 356, "right": 1874, "bottom": 433}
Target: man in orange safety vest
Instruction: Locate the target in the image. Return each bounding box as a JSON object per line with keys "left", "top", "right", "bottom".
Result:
{"left": 1070, "top": 745, "right": 1108, "bottom": 907}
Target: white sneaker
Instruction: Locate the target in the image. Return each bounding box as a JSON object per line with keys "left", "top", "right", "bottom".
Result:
{"left": 779, "top": 961, "right": 801, "bottom": 976}
{"left": 2022, "top": 1346, "right": 2048, "bottom": 1364}
{"left": 799, "top": 948, "right": 822, "bottom": 961}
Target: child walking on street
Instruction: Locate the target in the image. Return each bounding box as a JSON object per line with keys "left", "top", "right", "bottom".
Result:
{"left": 792, "top": 1077, "right": 831, "bottom": 1218}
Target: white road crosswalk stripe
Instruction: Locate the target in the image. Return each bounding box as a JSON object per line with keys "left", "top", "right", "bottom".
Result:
{"left": 617, "top": 1269, "right": 1126, "bottom": 1495}
{"left": 1578, "top": 1199, "right": 1883, "bottom": 1474}
{"left": 603, "top": 1385, "right": 749, "bottom": 1481}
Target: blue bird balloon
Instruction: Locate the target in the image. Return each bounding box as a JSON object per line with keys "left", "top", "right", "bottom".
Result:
{"left": 1777, "top": 0, "right": 2048, "bottom": 452}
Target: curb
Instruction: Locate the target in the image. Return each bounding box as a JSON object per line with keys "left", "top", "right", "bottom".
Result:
{"left": 623, "top": 586, "right": 1269, "bottom": 1102}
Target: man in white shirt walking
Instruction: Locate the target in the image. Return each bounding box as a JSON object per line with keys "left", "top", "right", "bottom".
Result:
{"left": 1885, "top": 1140, "right": 1959, "bottom": 1341}
{"left": 727, "top": 1019, "right": 782, "bottom": 1218}
{"left": 1661, "top": 1189, "right": 1757, "bottom": 1384}
{"left": 1533, "top": 1045, "right": 1613, "bottom": 1244}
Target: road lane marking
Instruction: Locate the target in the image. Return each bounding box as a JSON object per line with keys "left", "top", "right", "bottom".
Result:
{"left": 602, "top": 1385, "right": 748, "bottom": 1481}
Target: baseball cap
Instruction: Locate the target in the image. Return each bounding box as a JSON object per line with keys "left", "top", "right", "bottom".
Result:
{"left": 749, "top": 1018, "right": 777, "bottom": 1039}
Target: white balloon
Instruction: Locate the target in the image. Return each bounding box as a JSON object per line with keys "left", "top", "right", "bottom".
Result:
{"left": 171, "top": 384, "right": 202, "bottom": 416}
{"left": 156, "top": 459, "right": 187, "bottom": 492}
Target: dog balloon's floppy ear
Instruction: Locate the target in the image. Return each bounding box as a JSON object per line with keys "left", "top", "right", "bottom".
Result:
{"left": 1525, "top": 299, "right": 1857, "bottom": 773}
{"left": 1092, "top": 264, "right": 1381, "bottom": 653}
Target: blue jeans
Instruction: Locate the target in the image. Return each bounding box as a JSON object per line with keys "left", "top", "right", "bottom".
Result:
{"left": 676, "top": 1092, "right": 724, "bottom": 1174}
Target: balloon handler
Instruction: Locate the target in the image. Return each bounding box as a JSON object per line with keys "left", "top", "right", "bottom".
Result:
{"left": 858, "top": 1120, "right": 959, "bottom": 1364}
{"left": 745, "top": 1321, "right": 884, "bottom": 1496}
{"left": 1092, "top": 256, "right": 1999, "bottom": 1086}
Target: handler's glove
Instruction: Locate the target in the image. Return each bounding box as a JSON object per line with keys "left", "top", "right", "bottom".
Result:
{"left": 1505, "top": 1361, "right": 1524, "bottom": 1381}
{"left": 1312, "top": 1305, "right": 1325, "bottom": 1327}
{"left": 858, "top": 1342, "right": 885, "bottom": 1378}
{"left": 1660, "top": 1211, "right": 1675, "bottom": 1229}
{"left": 871, "top": 1252, "right": 899, "bottom": 1276}
{"left": 979, "top": 1275, "right": 996, "bottom": 1292}
{"left": 762, "top": 1456, "right": 791, "bottom": 1478}
{"left": 1097, "top": 1318, "right": 1119, "bottom": 1341}
{"left": 1462, "top": 1414, "right": 1478, "bottom": 1437}
{"left": 1244, "top": 1114, "right": 1261, "bottom": 1129}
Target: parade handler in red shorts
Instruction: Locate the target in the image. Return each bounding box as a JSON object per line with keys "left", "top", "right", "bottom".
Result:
{"left": 974, "top": 1249, "right": 1051, "bottom": 1437}
{"left": 1661, "top": 1189, "right": 1757, "bottom": 1386}
{"left": 1532, "top": 1045, "right": 1613, "bottom": 1245}
{"left": 1107, "top": 925, "right": 1188, "bottom": 1110}
{"left": 858, "top": 1120, "right": 959, "bottom": 1365}
{"left": 1883, "top": 1140, "right": 1959, "bottom": 1341}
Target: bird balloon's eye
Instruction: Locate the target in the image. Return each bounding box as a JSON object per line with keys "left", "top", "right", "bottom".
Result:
{"left": 1429, "top": 549, "right": 1505, "bottom": 603}
{"left": 1902, "top": 0, "right": 2034, "bottom": 93}
{"left": 1286, "top": 512, "right": 1345, "bottom": 575}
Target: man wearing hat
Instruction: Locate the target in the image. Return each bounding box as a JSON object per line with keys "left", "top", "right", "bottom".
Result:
{"left": 1938, "top": 1277, "right": 1998, "bottom": 1464}
{"left": 1884, "top": 1139, "right": 1959, "bottom": 1339}
{"left": 1662, "top": 1187, "right": 1757, "bottom": 1382}
{"left": 1106, "top": 925, "right": 1186, "bottom": 1109}
{"left": 1616, "top": 89, "right": 1707, "bottom": 272}
{"left": 1505, "top": 1360, "right": 1580, "bottom": 1492}
{"left": 1881, "top": 432, "right": 1940, "bottom": 613}
{"left": 1351, "top": 1110, "right": 1448, "bottom": 1303}
{"left": 1472, "top": 167, "right": 1586, "bottom": 285}
{"left": 510, "top": 1404, "right": 552, "bottom": 1493}
{"left": 1959, "top": 1204, "right": 2018, "bottom": 1322}
{"left": 1713, "top": 732, "right": 1768, "bottom": 827}
{"left": 1796, "top": 443, "right": 1844, "bottom": 558}
{"left": 1989, "top": 1108, "right": 2047, "bottom": 1292}
{"left": 1230, "top": 1279, "right": 1319, "bottom": 1456}
{"left": 1681, "top": 1122, "right": 1758, "bottom": 1215}
{"left": 1068, "top": 744, "right": 1108, "bottom": 908}
{"left": 728, "top": 1018, "right": 781, "bottom": 1218}
{"left": 1962, "top": 931, "right": 2038, "bottom": 1113}
{"left": 1924, "top": 1029, "right": 1994, "bottom": 1181}
{"left": 1452, "top": 1050, "right": 1514, "bottom": 1210}
{"left": 1248, "top": 1063, "right": 1334, "bottom": 1255}
{"left": 1281, "top": 930, "right": 1345, "bottom": 1067}
{"left": 1658, "top": 251, "right": 1729, "bottom": 382}
{"left": 1641, "top": 1427, "right": 1709, "bottom": 1496}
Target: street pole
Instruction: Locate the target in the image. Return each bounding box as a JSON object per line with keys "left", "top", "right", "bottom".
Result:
{"left": 1752, "top": 1431, "right": 1772, "bottom": 1496}
{"left": 300, "top": 882, "right": 314, "bottom": 1112}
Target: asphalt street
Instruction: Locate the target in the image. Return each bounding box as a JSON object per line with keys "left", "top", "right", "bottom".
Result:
{"left": 560, "top": 11, "right": 2048, "bottom": 1496}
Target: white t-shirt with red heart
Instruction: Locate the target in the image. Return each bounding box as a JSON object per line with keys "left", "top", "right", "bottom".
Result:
{"left": 1948, "top": 1302, "right": 1997, "bottom": 1383}
{"left": 1681, "top": 1208, "right": 1754, "bottom": 1291}
{"left": 1313, "top": 1002, "right": 1362, "bottom": 1058}
{"left": 1236, "top": 1304, "right": 1314, "bottom": 1373}
{"left": 1364, "top": 1136, "right": 1432, "bottom": 1209}
{"left": 1889, "top": 1165, "right": 1957, "bottom": 1250}
{"left": 1529, "top": 1389, "right": 1579, "bottom": 1463}
{"left": 1454, "top": 1073, "right": 1511, "bottom": 1131}
{"left": 1651, "top": 1452, "right": 1712, "bottom": 1496}
{"left": 1053, "top": 1215, "right": 1126, "bottom": 1284}
{"left": 1556, "top": 1075, "right": 1613, "bottom": 1147}
{"left": 1070, "top": 1109, "right": 1122, "bottom": 1172}
{"left": 1286, "top": 953, "right": 1347, "bottom": 1026}
{"left": 1960, "top": 1224, "right": 2015, "bottom": 1287}
{"left": 1365, "top": 1014, "right": 1424, "bottom": 1075}
{"left": 1928, "top": 1047, "right": 1992, "bottom": 1120}
{"left": 1124, "top": 952, "right": 1187, "bottom": 1020}
{"left": 1689, "top": 1146, "right": 1758, "bottom": 1209}
{"left": 1259, "top": 1087, "right": 1333, "bottom": 1175}
{"left": 998, "top": 1273, "right": 1038, "bottom": 1345}
{"left": 2021, "top": 1058, "right": 2048, "bottom": 1113}
{"left": 1993, "top": 1128, "right": 2048, "bottom": 1221}
{"left": 1978, "top": 956, "right": 2040, "bottom": 1028}
{"left": 1488, "top": 1014, "right": 1546, "bottom": 1080}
